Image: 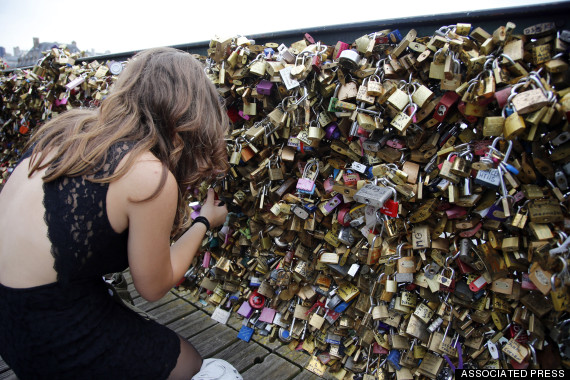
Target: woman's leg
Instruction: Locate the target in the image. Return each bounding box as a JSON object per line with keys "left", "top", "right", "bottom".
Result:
{"left": 167, "top": 336, "right": 203, "bottom": 380}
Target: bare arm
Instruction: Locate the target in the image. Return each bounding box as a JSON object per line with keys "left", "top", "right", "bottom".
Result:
{"left": 121, "top": 155, "right": 227, "bottom": 301}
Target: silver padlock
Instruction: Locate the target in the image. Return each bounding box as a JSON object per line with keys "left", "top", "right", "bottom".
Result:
{"left": 338, "top": 226, "right": 356, "bottom": 246}
{"left": 291, "top": 204, "right": 309, "bottom": 220}
{"left": 474, "top": 168, "right": 501, "bottom": 190}
{"left": 353, "top": 184, "right": 394, "bottom": 208}
{"left": 338, "top": 49, "right": 361, "bottom": 70}
{"left": 424, "top": 262, "right": 441, "bottom": 280}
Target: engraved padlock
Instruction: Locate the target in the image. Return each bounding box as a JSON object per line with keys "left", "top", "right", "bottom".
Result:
{"left": 391, "top": 103, "right": 418, "bottom": 133}
{"left": 353, "top": 183, "right": 393, "bottom": 208}
{"left": 379, "top": 187, "right": 399, "bottom": 218}
{"left": 367, "top": 73, "right": 384, "bottom": 97}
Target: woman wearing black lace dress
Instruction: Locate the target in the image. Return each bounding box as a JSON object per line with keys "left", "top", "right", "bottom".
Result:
{"left": 0, "top": 47, "right": 235, "bottom": 379}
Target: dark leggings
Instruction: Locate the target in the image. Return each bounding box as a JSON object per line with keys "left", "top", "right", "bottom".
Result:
{"left": 167, "top": 336, "right": 203, "bottom": 380}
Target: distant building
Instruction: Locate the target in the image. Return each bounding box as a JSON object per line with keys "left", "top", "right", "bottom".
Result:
{"left": 17, "top": 38, "right": 82, "bottom": 67}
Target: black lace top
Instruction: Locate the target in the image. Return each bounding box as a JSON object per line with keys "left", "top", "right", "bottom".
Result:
{"left": 44, "top": 142, "right": 131, "bottom": 284}
{"left": 0, "top": 142, "right": 180, "bottom": 379}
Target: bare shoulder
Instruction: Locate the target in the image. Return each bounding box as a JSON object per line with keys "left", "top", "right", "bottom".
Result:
{"left": 116, "top": 151, "right": 177, "bottom": 203}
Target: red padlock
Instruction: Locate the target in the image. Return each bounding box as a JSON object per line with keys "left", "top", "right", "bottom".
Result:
{"left": 494, "top": 86, "right": 513, "bottom": 109}
{"left": 343, "top": 171, "right": 360, "bottom": 187}
{"left": 469, "top": 275, "right": 488, "bottom": 292}
{"left": 380, "top": 199, "right": 399, "bottom": 218}
{"left": 457, "top": 102, "right": 479, "bottom": 123}
{"left": 456, "top": 259, "right": 475, "bottom": 274}
{"left": 433, "top": 91, "right": 460, "bottom": 122}
{"left": 459, "top": 222, "right": 483, "bottom": 238}
{"left": 248, "top": 291, "right": 266, "bottom": 309}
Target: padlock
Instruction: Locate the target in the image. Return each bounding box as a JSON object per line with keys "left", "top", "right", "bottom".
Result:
{"left": 391, "top": 103, "right": 418, "bottom": 133}
{"left": 353, "top": 183, "right": 394, "bottom": 208}
{"left": 450, "top": 151, "right": 473, "bottom": 177}
{"left": 211, "top": 296, "right": 232, "bottom": 324}
{"left": 367, "top": 74, "right": 384, "bottom": 97}
{"left": 296, "top": 159, "right": 319, "bottom": 195}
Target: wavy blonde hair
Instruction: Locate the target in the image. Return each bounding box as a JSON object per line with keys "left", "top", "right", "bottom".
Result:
{"left": 26, "top": 47, "right": 229, "bottom": 235}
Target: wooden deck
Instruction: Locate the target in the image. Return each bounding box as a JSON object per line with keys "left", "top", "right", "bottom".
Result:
{"left": 0, "top": 271, "right": 323, "bottom": 380}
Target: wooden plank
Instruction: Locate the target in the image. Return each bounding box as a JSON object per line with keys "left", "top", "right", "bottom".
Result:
{"left": 188, "top": 323, "right": 239, "bottom": 358}
{"left": 122, "top": 270, "right": 133, "bottom": 284}
{"left": 134, "top": 291, "right": 177, "bottom": 312}
{"left": 292, "top": 370, "right": 324, "bottom": 380}
{"left": 242, "top": 353, "right": 301, "bottom": 380}
{"left": 167, "top": 310, "right": 217, "bottom": 339}
{"left": 276, "top": 344, "right": 312, "bottom": 367}
{"left": 213, "top": 340, "right": 269, "bottom": 372}
{"left": 127, "top": 283, "right": 137, "bottom": 296}
{"left": 227, "top": 314, "right": 245, "bottom": 332}
{"left": 252, "top": 332, "right": 285, "bottom": 352}
{"left": 151, "top": 298, "right": 196, "bottom": 325}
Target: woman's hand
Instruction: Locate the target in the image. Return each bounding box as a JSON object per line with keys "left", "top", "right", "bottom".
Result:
{"left": 199, "top": 188, "right": 228, "bottom": 229}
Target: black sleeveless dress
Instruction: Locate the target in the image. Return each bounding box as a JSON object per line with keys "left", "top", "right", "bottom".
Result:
{"left": 0, "top": 142, "right": 180, "bottom": 379}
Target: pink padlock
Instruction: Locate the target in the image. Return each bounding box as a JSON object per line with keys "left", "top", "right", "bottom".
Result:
{"left": 386, "top": 138, "right": 406, "bottom": 149}
{"left": 238, "top": 110, "right": 250, "bottom": 120}
{"left": 256, "top": 80, "right": 273, "bottom": 96}
{"left": 335, "top": 41, "right": 350, "bottom": 59}
{"left": 237, "top": 301, "right": 254, "bottom": 318}
{"left": 54, "top": 97, "right": 68, "bottom": 106}
{"left": 202, "top": 251, "right": 211, "bottom": 268}
{"left": 323, "top": 177, "right": 335, "bottom": 193}
{"left": 259, "top": 307, "right": 276, "bottom": 324}
{"left": 445, "top": 205, "right": 468, "bottom": 219}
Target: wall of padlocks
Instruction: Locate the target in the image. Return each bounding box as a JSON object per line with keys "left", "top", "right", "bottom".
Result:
{"left": 2, "top": 17, "right": 570, "bottom": 379}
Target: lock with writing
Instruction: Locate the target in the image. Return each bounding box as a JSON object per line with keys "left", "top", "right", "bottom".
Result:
{"left": 353, "top": 183, "right": 394, "bottom": 209}
{"left": 379, "top": 186, "right": 398, "bottom": 218}
{"left": 211, "top": 295, "right": 232, "bottom": 324}
{"left": 391, "top": 103, "right": 418, "bottom": 134}
{"left": 367, "top": 73, "right": 384, "bottom": 97}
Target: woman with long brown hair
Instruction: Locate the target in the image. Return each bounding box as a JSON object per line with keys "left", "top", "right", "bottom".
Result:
{"left": 0, "top": 47, "right": 234, "bottom": 379}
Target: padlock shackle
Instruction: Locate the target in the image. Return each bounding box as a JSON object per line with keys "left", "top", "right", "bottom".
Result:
{"left": 396, "top": 242, "right": 412, "bottom": 256}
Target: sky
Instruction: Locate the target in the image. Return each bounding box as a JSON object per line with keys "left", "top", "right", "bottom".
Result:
{"left": 0, "top": 0, "right": 565, "bottom": 56}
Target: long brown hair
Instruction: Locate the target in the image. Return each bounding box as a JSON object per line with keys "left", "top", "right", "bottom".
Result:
{"left": 26, "top": 47, "right": 229, "bottom": 235}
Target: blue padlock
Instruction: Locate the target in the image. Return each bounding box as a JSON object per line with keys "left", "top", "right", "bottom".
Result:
{"left": 334, "top": 300, "right": 353, "bottom": 313}
{"left": 237, "top": 325, "right": 255, "bottom": 342}
{"left": 387, "top": 349, "right": 402, "bottom": 370}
